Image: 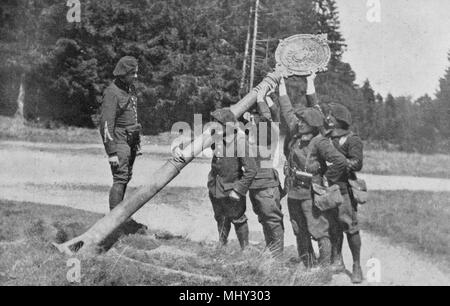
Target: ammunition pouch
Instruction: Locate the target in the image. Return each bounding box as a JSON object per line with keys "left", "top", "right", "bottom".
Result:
{"left": 125, "top": 124, "right": 142, "bottom": 148}
{"left": 292, "top": 169, "right": 313, "bottom": 189}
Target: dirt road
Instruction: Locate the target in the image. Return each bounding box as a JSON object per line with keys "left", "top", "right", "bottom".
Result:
{"left": 1, "top": 141, "right": 449, "bottom": 286}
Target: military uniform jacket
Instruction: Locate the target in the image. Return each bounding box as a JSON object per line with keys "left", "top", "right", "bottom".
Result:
{"left": 100, "top": 79, "right": 139, "bottom": 156}
{"left": 328, "top": 129, "right": 363, "bottom": 194}
{"left": 279, "top": 94, "right": 348, "bottom": 200}
{"left": 249, "top": 103, "right": 281, "bottom": 190}
{"left": 208, "top": 133, "right": 258, "bottom": 199}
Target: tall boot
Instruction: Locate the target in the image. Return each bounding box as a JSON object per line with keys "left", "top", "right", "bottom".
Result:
{"left": 331, "top": 231, "right": 345, "bottom": 273}
{"left": 318, "top": 237, "right": 332, "bottom": 267}
{"left": 109, "top": 183, "right": 126, "bottom": 210}
{"left": 264, "top": 223, "right": 285, "bottom": 258}
{"left": 271, "top": 225, "right": 285, "bottom": 258}
{"left": 296, "top": 235, "right": 315, "bottom": 269}
{"left": 347, "top": 232, "right": 363, "bottom": 283}
{"left": 234, "top": 222, "right": 249, "bottom": 250}
{"left": 110, "top": 183, "right": 148, "bottom": 234}
{"left": 217, "top": 217, "right": 231, "bottom": 246}
{"left": 307, "top": 238, "right": 316, "bottom": 266}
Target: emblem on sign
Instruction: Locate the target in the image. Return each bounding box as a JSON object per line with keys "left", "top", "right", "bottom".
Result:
{"left": 275, "top": 34, "right": 331, "bottom": 77}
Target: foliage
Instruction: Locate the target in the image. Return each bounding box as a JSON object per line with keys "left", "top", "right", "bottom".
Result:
{"left": 0, "top": 0, "right": 449, "bottom": 152}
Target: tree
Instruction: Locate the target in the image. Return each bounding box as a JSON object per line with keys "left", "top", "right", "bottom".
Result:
{"left": 0, "top": 0, "right": 367, "bottom": 138}
{"left": 413, "top": 94, "right": 439, "bottom": 153}
{"left": 383, "top": 94, "right": 399, "bottom": 142}
{"left": 360, "top": 80, "right": 376, "bottom": 139}
{"left": 435, "top": 51, "right": 450, "bottom": 139}
{"left": 0, "top": 0, "right": 50, "bottom": 119}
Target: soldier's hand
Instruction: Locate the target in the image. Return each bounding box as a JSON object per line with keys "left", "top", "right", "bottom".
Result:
{"left": 306, "top": 70, "right": 317, "bottom": 95}
{"left": 229, "top": 190, "right": 241, "bottom": 201}
{"left": 306, "top": 70, "right": 317, "bottom": 83}
{"left": 108, "top": 155, "right": 119, "bottom": 168}
{"left": 279, "top": 77, "right": 287, "bottom": 97}
{"left": 172, "top": 147, "right": 185, "bottom": 163}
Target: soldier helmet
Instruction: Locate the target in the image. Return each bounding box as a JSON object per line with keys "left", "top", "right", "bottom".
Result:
{"left": 329, "top": 103, "right": 352, "bottom": 126}
{"left": 113, "top": 56, "right": 138, "bottom": 77}
{"left": 210, "top": 108, "right": 237, "bottom": 125}
{"left": 294, "top": 105, "right": 307, "bottom": 118}
{"left": 297, "top": 108, "right": 324, "bottom": 128}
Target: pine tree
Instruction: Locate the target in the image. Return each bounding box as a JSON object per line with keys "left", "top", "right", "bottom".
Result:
{"left": 0, "top": 0, "right": 368, "bottom": 137}
{"left": 435, "top": 51, "right": 450, "bottom": 138}
{"left": 383, "top": 94, "right": 398, "bottom": 142}
{"left": 360, "top": 80, "right": 376, "bottom": 139}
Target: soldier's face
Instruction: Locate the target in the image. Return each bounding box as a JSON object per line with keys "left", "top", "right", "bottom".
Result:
{"left": 123, "top": 68, "right": 138, "bottom": 85}
{"left": 325, "top": 114, "right": 338, "bottom": 129}
{"left": 297, "top": 118, "right": 313, "bottom": 135}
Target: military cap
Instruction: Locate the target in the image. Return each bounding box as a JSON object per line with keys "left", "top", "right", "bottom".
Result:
{"left": 113, "top": 56, "right": 138, "bottom": 77}
{"left": 297, "top": 108, "right": 324, "bottom": 128}
{"left": 210, "top": 108, "right": 237, "bottom": 125}
{"left": 329, "top": 103, "right": 352, "bottom": 126}
{"left": 294, "top": 104, "right": 307, "bottom": 117}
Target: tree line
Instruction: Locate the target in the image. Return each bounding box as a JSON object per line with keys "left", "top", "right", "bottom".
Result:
{"left": 0, "top": 0, "right": 448, "bottom": 153}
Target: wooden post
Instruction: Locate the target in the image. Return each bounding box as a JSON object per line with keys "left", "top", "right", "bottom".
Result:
{"left": 239, "top": 6, "right": 252, "bottom": 96}
{"left": 249, "top": 0, "right": 260, "bottom": 90}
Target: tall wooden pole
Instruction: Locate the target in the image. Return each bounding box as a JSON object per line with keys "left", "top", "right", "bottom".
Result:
{"left": 249, "top": 0, "right": 260, "bottom": 90}
{"left": 239, "top": 6, "right": 252, "bottom": 96}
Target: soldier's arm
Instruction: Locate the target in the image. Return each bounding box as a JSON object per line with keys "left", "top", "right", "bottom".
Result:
{"left": 256, "top": 93, "right": 273, "bottom": 122}
{"left": 233, "top": 148, "right": 258, "bottom": 197}
{"left": 316, "top": 137, "right": 348, "bottom": 185}
{"left": 306, "top": 93, "right": 319, "bottom": 108}
{"left": 305, "top": 71, "right": 322, "bottom": 110}
{"left": 347, "top": 135, "right": 364, "bottom": 172}
{"left": 99, "top": 89, "right": 118, "bottom": 156}
{"left": 278, "top": 80, "right": 299, "bottom": 135}
{"left": 265, "top": 94, "right": 283, "bottom": 123}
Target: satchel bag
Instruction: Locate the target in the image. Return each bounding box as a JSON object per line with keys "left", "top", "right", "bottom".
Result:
{"left": 348, "top": 178, "right": 368, "bottom": 205}
{"left": 312, "top": 182, "right": 343, "bottom": 211}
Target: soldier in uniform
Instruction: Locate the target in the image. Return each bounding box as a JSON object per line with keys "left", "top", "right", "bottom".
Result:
{"left": 277, "top": 76, "right": 348, "bottom": 269}
{"left": 324, "top": 103, "right": 364, "bottom": 283}
{"left": 174, "top": 108, "right": 258, "bottom": 249}
{"left": 245, "top": 90, "right": 285, "bottom": 257}
{"left": 99, "top": 56, "right": 146, "bottom": 234}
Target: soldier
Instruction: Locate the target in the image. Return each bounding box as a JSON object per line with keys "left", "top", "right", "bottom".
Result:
{"left": 173, "top": 108, "right": 257, "bottom": 249}
{"left": 324, "top": 103, "right": 364, "bottom": 283}
{"left": 282, "top": 73, "right": 321, "bottom": 158}
{"left": 99, "top": 56, "right": 147, "bottom": 234}
{"left": 245, "top": 90, "right": 285, "bottom": 257}
{"left": 277, "top": 76, "right": 348, "bottom": 269}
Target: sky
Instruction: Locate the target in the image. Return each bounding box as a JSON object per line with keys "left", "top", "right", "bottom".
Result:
{"left": 335, "top": 0, "right": 450, "bottom": 98}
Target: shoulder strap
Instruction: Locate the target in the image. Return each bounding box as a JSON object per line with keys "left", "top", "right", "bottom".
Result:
{"left": 288, "top": 140, "right": 295, "bottom": 170}
{"left": 304, "top": 148, "right": 312, "bottom": 173}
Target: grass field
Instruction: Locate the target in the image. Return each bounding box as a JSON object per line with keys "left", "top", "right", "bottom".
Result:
{"left": 0, "top": 200, "right": 331, "bottom": 286}
{"left": 362, "top": 151, "right": 450, "bottom": 179}
{"left": 0, "top": 116, "right": 176, "bottom": 146}
{"left": 1, "top": 188, "right": 449, "bottom": 285}
{"left": 359, "top": 191, "right": 450, "bottom": 269}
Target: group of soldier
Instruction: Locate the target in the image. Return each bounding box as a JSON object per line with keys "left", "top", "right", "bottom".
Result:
{"left": 100, "top": 56, "right": 364, "bottom": 284}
